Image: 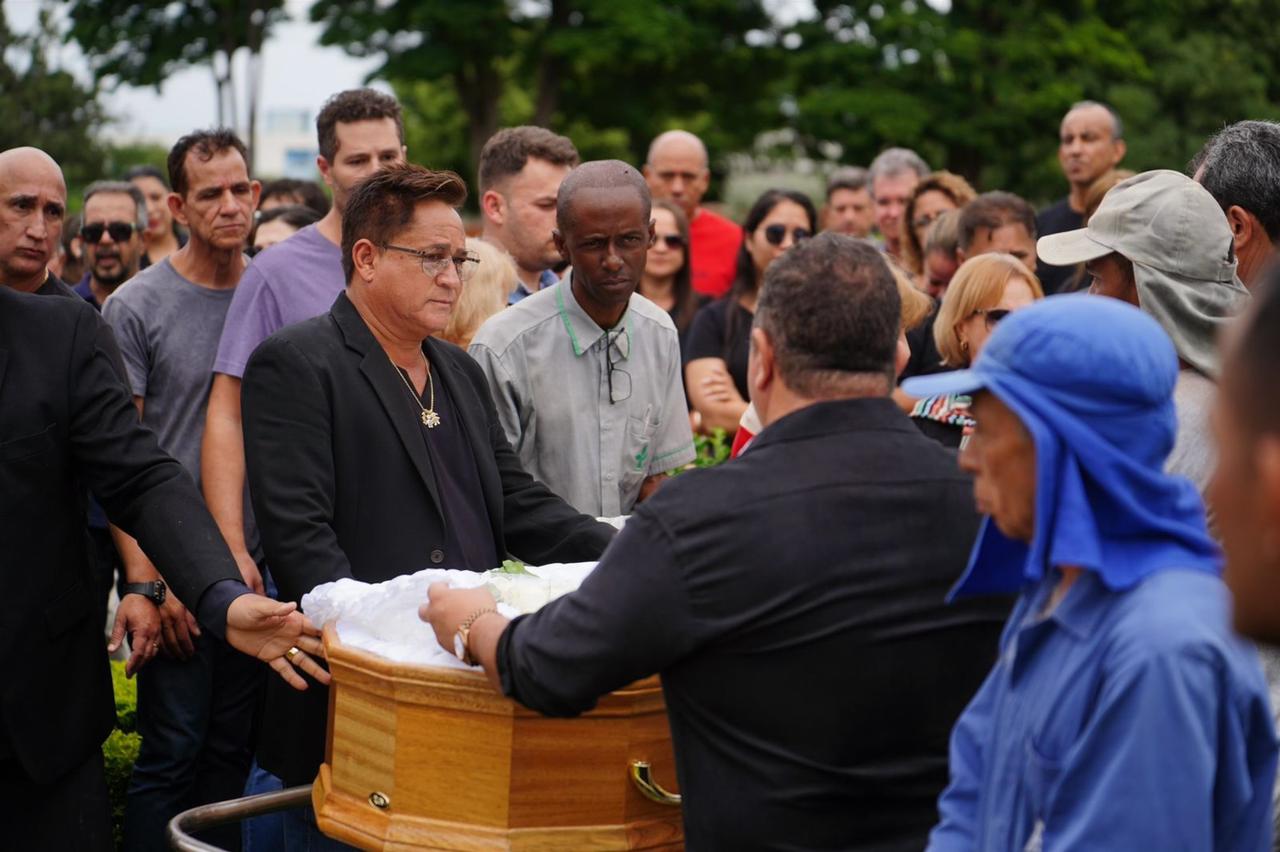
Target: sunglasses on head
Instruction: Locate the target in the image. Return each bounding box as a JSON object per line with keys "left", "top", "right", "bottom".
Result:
{"left": 654, "top": 234, "right": 685, "bottom": 250}
{"left": 81, "top": 221, "right": 138, "bottom": 243}
{"left": 762, "top": 224, "right": 811, "bottom": 247}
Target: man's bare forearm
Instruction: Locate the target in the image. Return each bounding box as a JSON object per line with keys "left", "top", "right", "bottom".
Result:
{"left": 110, "top": 524, "right": 161, "bottom": 583}
{"left": 202, "top": 374, "right": 249, "bottom": 551}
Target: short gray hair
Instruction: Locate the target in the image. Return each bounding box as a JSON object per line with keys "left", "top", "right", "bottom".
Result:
{"left": 1193, "top": 120, "right": 1280, "bottom": 241}
{"left": 1066, "top": 100, "right": 1124, "bottom": 141}
{"left": 83, "top": 180, "right": 146, "bottom": 227}
{"left": 867, "top": 148, "right": 930, "bottom": 195}
{"left": 826, "top": 166, "right": 869, "bottom": 200}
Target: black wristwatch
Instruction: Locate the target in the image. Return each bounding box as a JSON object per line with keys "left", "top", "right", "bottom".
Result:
{"left": 121, "top": 580, "right": 166, "bottom": 606}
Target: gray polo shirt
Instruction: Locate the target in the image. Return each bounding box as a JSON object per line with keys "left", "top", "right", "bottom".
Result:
{"left": 469, "top": 280, "right": 696, "bottom": 516}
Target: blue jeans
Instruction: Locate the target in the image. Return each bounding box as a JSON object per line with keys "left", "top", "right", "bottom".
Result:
{"left": 122, "top": 630, "right": 263, "bottom": 852}
{"left": 242, "top": 761, "right": 285, "bottom": 852}
{"left": 281, "top": 805, "right": 360, "bottom": 851}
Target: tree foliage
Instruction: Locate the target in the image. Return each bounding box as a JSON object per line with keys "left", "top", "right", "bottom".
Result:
{"left": 777, "top": 0, "right": 1280, "bottom": 202}
{"left": 311, "top": 0, "right": 775, "bottom": 193}
{"left": 308, "top": 0, "right": 1280, "bottom": 206}
{"left": 65, "top": 0, "right": 288, "bottom": 159}
{"left": 0, "top": 5, "right": 109, "bottom": 191}
{"left": 54, "top": 0, "right": 1280, "bottom": 207}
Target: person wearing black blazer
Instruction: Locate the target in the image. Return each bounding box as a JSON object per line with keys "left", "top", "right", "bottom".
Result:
{"left": 0, "top": 286, "right": 326, "bottom": 850}
{"left": 241, "top": 164, "right": 615, "bottom": 790}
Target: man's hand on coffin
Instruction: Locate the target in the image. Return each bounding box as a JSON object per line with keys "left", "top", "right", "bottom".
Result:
{"left": 421, "top": 583, "right": 509, "bottom": 691}
{"left": 226, "top": 594, "right": 330, "bottom": 690}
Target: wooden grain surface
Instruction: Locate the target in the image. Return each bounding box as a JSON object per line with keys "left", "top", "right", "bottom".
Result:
{"left": 317, "top": 626, "right": 684, "bottom": 850}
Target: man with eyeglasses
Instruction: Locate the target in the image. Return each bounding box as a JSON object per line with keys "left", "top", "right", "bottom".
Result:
{"left": 238, "top": 165, "right": 613, "bottom": 836}
{"left": 69, "top": 181, "right": 149, "bottom": 647}
{"left": 470, "top": 160, "right": 696, "bottom": 518}
{"left": 76, "top": 181, "right": 147, "bottom": 308}
{"left": 644, "top": 129, "right": 742, "bottom": 298}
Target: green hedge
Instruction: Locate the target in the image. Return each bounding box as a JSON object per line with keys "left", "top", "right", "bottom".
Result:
{"left": 671, "top": 429, "right": 732, "bottom": 476}
{"left": 105, "top": 660, "right": 140, "bottom": 849}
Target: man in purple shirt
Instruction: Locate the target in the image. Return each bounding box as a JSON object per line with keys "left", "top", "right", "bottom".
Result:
{"left": 201, "top": 88, "right": 406, "bottom": 590}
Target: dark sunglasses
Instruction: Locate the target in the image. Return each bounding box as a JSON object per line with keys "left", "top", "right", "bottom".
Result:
{"left": 973, "top": 308, "right": 1011, "bottom": 328}
{"left": 762, "top": 224, "right": 811, "bottom": 247}
{"left": 81, "top": 221, "right": 138, "bottom": 243}
{"left": 654, "top": 234, "right": 685, "bottom": 250}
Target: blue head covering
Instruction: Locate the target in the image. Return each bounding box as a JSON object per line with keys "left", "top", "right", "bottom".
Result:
{"left": 903, "top": 294, "right": 1219, "bottom": 597}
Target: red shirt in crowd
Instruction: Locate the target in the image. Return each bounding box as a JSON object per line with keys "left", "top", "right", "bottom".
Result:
{"left": 689, "top": 207, "right": 743, "bottom": 298}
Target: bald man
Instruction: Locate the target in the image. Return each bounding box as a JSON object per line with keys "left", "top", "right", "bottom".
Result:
{"left": 644, "top": 130, "right": 742, "bottom": 297}
{"left": 0, "top": 146, "right": 78, "bottom": 297}
{"left": 470, "top": 160, "right": 696, "bottom": 516}
{"left": 1035, "top": 101, "right": 1127, "bottom": 294}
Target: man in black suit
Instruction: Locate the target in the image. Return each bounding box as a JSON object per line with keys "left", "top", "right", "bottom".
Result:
{"left": 240, "top": 164, "right": 613, "bottom": 807}
{"left": 0, "top": 284, "right": 329, "bottom": 850}
{"left": 425, "top": 234, "right": 1009, "bottom": 851}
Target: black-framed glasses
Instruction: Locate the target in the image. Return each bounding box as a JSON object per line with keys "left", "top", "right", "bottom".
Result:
{"left": 654, "top": 234, "right": 685, "bottom": 250}
{"left": 605, "top": 330, "right": 631, "bottom": 405}
{"left": 972, "top": 308, "right": 1011, "bottom": 328}
{"left": 762, "top": 224, "right": 811, "bottom": 246}
{"left": 384, "top": 244, "right": 481, "bottom": 281}
{"left": 81, "top": 221, "right": 138, "bottom": 243}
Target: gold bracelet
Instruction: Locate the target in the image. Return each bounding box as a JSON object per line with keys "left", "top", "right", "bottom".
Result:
{"left": 456, "top": 607, "right": 500, "bottom": 665}
{"left": 459, "top": 607, "right": 499, "bottom": 633}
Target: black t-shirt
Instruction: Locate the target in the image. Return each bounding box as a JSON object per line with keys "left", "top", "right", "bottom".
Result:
{"left": 1035, "top": 198, "right": 1084, "bottom": 295}
{"left": 399, "top": 363, "right": 499, "bottom": 573}
{"left": 684, "top": 296, "right": 753, "bottom": 399}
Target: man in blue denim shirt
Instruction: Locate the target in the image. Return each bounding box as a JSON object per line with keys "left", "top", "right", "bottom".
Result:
{"left": 905, "top": 294, "right": 1277, "bottom": 851}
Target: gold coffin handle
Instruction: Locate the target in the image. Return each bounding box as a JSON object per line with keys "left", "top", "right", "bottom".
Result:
{"left": 629, "top": 760, "right": 682, "bottom": 806}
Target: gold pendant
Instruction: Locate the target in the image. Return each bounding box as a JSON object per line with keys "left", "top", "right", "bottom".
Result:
{"left": 422, "top": 409, "right": 441, "bottom": 429}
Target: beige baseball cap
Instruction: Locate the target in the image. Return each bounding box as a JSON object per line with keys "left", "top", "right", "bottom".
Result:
{"left": 1037, "top": 169, "right": 1236, "bottom": 284}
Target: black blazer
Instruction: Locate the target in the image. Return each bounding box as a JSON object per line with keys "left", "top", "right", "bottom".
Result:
{"left": 0, "top": 287, "right": 239, "bottom": 783}
{"left": 242, "top": 291, "right": 614, "bottom": 784}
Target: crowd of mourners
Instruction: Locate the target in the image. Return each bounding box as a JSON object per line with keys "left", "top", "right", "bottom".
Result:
{"left": 4, "top": 85, "right": 1280, "bottom": 852}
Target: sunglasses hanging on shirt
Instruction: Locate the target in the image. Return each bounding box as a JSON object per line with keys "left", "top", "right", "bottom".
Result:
{"left": 762, "top": 224, "right": 812, "bottom": 247}
{"left": 81, "top": 221, "right": 138, "bottom": 244}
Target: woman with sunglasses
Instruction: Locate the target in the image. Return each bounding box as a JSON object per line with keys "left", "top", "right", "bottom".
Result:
{"left": 910, "top": 252, "right": 1043, "bottom": 448}
{"left": 899, "top": 171, "right": 976, "bottom": 277}
{"left": 639, "top": 200, "right": 704, "bottom": 352}
{"left": 684, "top": 189, "right": 817, "bottom": 433}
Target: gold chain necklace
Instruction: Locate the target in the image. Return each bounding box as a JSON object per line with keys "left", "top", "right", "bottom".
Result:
{"left": 390, "top": 351, "right": 441, "bottom": 429}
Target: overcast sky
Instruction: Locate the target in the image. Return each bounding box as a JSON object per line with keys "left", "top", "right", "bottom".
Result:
{"left": 7, "top": 0, "right": 384, "bottom": 143}
{"left": 5, "top": 0, "right": 857, "bottom": 146}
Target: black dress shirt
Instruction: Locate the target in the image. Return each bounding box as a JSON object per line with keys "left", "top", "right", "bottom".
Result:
{"left": 498, "top": 397, "right": 1009, "bottom": 851}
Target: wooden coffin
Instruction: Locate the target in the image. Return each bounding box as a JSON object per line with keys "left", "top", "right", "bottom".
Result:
{"left": 313, "top": 624, "right": 684, "bottom": 850}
